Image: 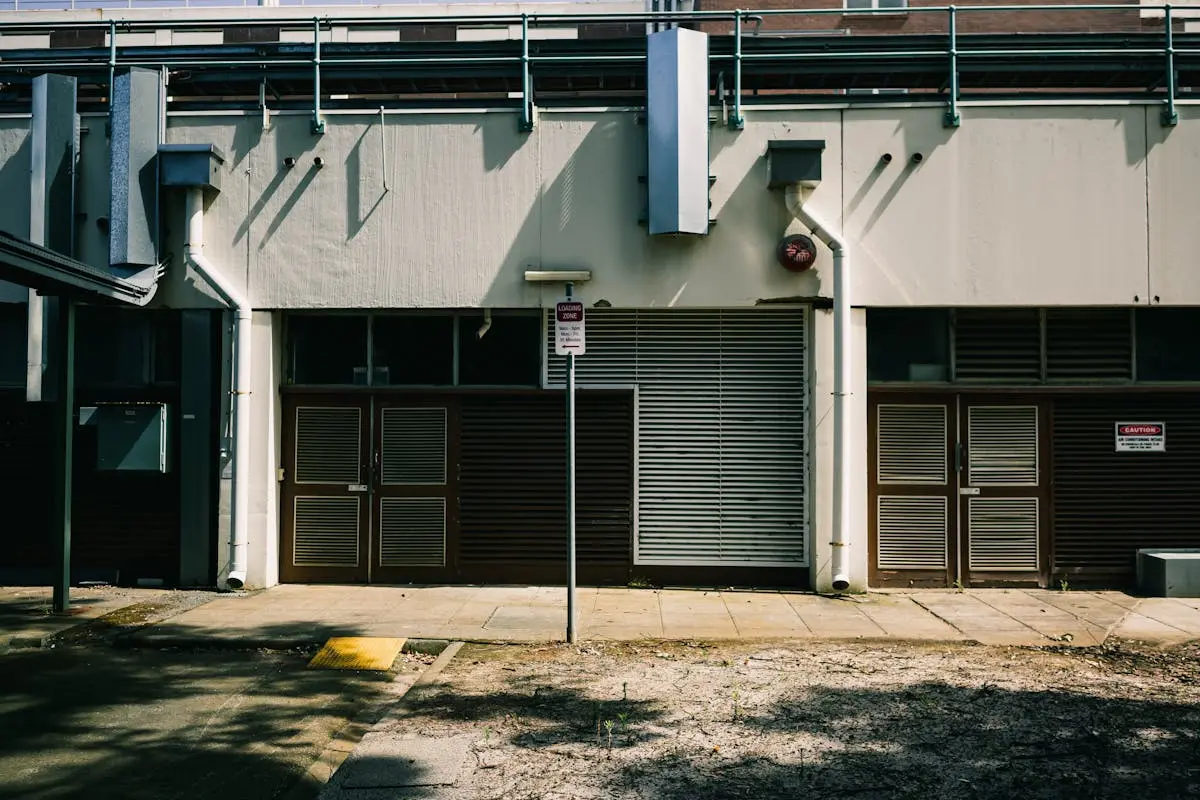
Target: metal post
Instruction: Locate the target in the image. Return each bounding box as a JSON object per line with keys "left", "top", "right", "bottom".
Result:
{"left": 108, "top": 21, "right": 117, "bottom": 106}
{"left": 379, "top": 106, "right": 390, "bottom": 193}
{"left": 565, "top": 282, "right": 577, "bottom": 644}
{"left": 1164, "top": 4, "right": 1179, "bottom": 126}
{"left": 730, "top": 10, "right": 745, "bottom": 130}
{"left": 945, "top": 5, "right": 961, "bottom": 128}
{"left": 51, "top": 297, "right": 75, "bottom": 613}
{"left": 312, "top": 17, "right": 325, "bottom": 134}
{"left": 520, "top": 14, "right": 534, "bottom": 132}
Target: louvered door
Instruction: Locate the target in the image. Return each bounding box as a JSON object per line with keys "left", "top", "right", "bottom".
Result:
{"left": 371, "top": 399, "right": 457, "bottom": 582}
{"left": 868, "top": 397, "right": 956, "bottom": 587}
{"left": 280, "top": 398, "right": 371, "bottom": 583}
{"left": 958, "top": 398, "right": 1050, "bottom": 585}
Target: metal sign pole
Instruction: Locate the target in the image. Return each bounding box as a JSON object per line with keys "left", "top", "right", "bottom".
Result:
{"left": 565, "top": 282, "right": 577, "bottom": 644}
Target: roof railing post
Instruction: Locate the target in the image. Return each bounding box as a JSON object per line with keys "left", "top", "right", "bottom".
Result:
{"left": 312, "top": 17, "right": 326, "bottom": 134}
{"left": 108, "top": 21, "right": 118, "bottom": 107}
{"left": 730, "top": 9, "right": 745, "bottom": 130}
{"left": 520, "top": 13, "right": 535, "bottom": 132}
{"left": 944, "top": 5, "right": 961, "bottom": 128}
{"left": 1163, "top": 4, "right": 1179, "bottom": 126}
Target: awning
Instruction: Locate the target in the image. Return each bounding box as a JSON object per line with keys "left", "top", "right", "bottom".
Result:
{"left": 0, "top": 231, "right": 153, "bottom": 306}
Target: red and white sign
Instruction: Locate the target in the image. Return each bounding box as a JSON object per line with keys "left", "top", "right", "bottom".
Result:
{"left": 555, "top": 300, "right": 586, "bottom": 356}
{"left": 1115, "top": 422, "right": 1165, "bottom": 452}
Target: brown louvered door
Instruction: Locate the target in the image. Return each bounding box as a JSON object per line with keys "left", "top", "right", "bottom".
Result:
{"left": 958, "top": 398, "right": 1050, "bottom": 586}
{"left": 868, "top": 396, "right": 957, "bottom": 587}
{"left": 371, "top": 397, "right": 458, "bottom": 583}
{"left": 280, "top": 397, "right": 372, "bottom": 583}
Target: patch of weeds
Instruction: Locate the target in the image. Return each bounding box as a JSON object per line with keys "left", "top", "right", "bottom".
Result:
{"left": 627, "top": 575, "right": 655, "bottom": 589}
{"left": 1058, "top": 575, "right": 1071, "bottom": 592}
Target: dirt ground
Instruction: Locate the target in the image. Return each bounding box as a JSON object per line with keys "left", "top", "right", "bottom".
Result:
{"left": 388, "top": 638, "right": 1200, "bottom": 800}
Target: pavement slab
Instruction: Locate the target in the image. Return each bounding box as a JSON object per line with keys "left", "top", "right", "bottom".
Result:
{"left": 338, "top": 734, "right": 472, "bottom": 790}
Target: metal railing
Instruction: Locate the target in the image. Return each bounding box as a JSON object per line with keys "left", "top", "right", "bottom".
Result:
{"left": 0, "top": 4, "right": 1188, "bottom": 132}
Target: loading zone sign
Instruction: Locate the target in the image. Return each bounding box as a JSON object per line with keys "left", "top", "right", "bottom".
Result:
{"left": 1115, "top": 422, "right": 1165, "bottom": 452}
{"left": 555, "top": 300, "right": 586, "bottom": 356}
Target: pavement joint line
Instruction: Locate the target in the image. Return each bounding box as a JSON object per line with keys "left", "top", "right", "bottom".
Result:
{"left": 1020, "top": 589, "right": 1127, "bottom": 638}
{"left": 906, "top": 595, "right": 981, "bottom": 643}
{"left": 718, "top": 592, "right": 744, "bottom": 638}
{"left": 283, "top": 641, "right": 465, "bottom": 800}
{"left": 969, "top": 592, "right": 1057, "bottom": 642}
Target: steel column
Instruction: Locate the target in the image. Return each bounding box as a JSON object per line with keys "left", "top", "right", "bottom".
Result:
{"left": 51, "top": 297, "right": 75, "bottom": 613}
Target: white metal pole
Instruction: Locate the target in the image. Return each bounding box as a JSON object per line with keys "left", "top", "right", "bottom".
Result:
{"left": 566, "top": 282, "right": 578, "bottom": 644}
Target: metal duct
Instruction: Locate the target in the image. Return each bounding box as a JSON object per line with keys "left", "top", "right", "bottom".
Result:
{"left": 109, "top": 67, "right": 163, "bottom": 296}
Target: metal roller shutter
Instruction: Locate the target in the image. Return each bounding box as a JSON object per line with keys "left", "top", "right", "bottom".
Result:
{"left": 547, "top": 308, "right": 809, "bottom": 567}
{"left": 1053, "top": 395, "right": 1200, "bottom": 579}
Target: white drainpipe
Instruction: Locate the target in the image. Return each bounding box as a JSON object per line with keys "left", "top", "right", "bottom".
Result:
{"left": 184, "top": 187, "right": 251, "bottom": 589}
{"left": 25, "top": 290, "right": 43, "bottom": 402}
{"left": 785, "top": 185, "right": 851, "bottom": 592}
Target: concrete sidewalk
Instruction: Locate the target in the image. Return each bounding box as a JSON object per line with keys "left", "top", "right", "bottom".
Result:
{"left": 132, "top": 584, "right": 1200, "bottom": 648}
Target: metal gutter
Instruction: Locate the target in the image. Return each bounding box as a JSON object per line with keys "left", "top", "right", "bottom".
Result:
{"left": 0, "top": 231, "right": 154, "bottom": 305}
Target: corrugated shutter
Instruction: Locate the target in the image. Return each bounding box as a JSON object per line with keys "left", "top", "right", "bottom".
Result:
{"left": 954, "top": 309, "right": 1041, "bottom": 383}
{"left": 877, "top": 496, "right": 947, "bottom": 569}
{"left": 380, "top": 407, "right": 446, "bottom": 485}
{"left": 295, "top": 407, "right": 360, "bottom": 484}
{"left": 968, "top": 406, "right": 1038, "bottom": 486}
{"left": 877, "top": 405, "right": 946, "bottom": 484}
{"left": 293, "top": 496, "right": 360, "bottom": 566}
{"left": 379, "top": 497, "right": 445, "bottom": 567}
{"left": 547, "top": 308, "right": 808, "bottom": 567}
{"left": 458, "top": 392, "right": 633, "bottom": 569}
{"left": 1053, "top": 395, "right": 1200, "bottom": 577}
{"left": 968, "top": 497, "right": 1039, "bottom": 571}
{"left": 1045, "top": 309, "right": 1131, "bottom": 382}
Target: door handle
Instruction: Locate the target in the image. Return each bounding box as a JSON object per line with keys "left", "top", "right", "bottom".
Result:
{"left": 954, "top": 441, "right": 964, "bottom": 474}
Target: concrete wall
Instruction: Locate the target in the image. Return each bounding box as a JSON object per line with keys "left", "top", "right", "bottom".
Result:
{"left": 139, "top": 102, "right": 1198, "bottom": 314}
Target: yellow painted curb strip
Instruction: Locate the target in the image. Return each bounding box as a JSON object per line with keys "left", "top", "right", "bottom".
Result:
{"left": 309, "top": 637, "right": 407, "bottom": 671}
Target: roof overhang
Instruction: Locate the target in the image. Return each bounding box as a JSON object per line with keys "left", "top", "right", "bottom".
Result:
{"left": 0, "top": 231, "right": 153, "bottom": 306}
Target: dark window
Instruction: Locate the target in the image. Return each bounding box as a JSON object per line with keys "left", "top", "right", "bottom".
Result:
{"left": 457, "top": 313, "right": 541, "bottom": 386}
{"left": 286, "top": 315, "right": 368, "bottom": 385}
{"left": 1136, "top": 308, "right": 1200, "bottom": 381}
{"left": 49, "top": 28, "right": 106, "bottom": 49}
{"left": 373, "top": 315, "right": 454, "bottom": 386}
{"left": 867, "top": 309, "right": 950, "bottom": 382}
{"left": 74, "top": 308, "right": 178, "bottom": 387}
{"left": 223, "top": 26, "right": 281, "bottom": 44}
{"left": 0, "top": 302, "right": 26, "bottom": 387}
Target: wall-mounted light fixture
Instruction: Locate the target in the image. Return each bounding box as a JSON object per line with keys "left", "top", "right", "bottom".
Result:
{"left": 523, "top": 269, "right": 592, "bottom": 283}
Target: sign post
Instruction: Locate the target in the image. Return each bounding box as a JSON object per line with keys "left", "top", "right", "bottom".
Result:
{"left": 555, "top": 288, "right": 585, "bottom": 644}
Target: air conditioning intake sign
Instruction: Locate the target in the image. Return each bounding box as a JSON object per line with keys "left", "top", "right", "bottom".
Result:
{"left": 1115, "top": 422, "right": 1165, "bottom": 452}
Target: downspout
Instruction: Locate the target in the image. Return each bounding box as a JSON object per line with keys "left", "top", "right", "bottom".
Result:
{"left": 184, "top": 187, "right": 251, "bottom": 589}
{"left": 785, "top": 185, "right": 851, "bottom": 592}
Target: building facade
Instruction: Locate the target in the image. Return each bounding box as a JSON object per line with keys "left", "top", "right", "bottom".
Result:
{"left": 0, "top": 2, "right": 1198, "bottom": 593}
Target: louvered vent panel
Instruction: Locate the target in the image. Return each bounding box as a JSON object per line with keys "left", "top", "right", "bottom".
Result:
{"left": 295, "top": 407, "right": 360, "bottom": 484}
{"left": 877, "top": 405, "right": 947, "bottom": 484}
{"left": 968, "top": 406, "right": 1038, "bottom": 486}
{"left": 1053, "top": 396, "right": 1200, "bottom": 577}
{"left": 547, "top": 308, "right": 808, "bottom": 566}
{"left": 293, "top": 496, "right": 359, "bottom": 566}
{"left": 877, "top": 496, "right": 947, "bottom": 569}
{"left": 1046, "top": 309, "right": 1132, "bottom": 381}
{"left": 968, "top": 497, "right": 1038, "bottom": 571}
{"left": 380, "top": 407, "right": 447, "bottom": 485}
{"left": 954, "top": 309, "right": 1041, "bottom": 383}
{"left": 379, "top": 497, "right": 446, "bottom": 567}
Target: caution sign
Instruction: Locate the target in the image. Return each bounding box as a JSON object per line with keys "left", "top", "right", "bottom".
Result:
{"left": 1115, "top": 422, "right": 1165, "bottom": 452}
{"left": 555, "top": 300, "right": 586, "bottom": 356}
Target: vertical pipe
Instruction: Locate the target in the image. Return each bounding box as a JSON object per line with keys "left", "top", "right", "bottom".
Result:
{"left": 730, "top": 10, "right": 744, "bottom": 130}
{"left": 311, "top": 17, "right": 325, "bottom": 134}
{"left": 108, "top": 21, "right": 117, "bottom": 105}
{"left": 565, "top": 282, "right": 577, "bottom": 644}
{"left": 1164, "top": 4, "right": 1179, "bottom": 126}
{"left": 379, "top": 106, "right": 390, "bottom": 193}
{"left": 520, "top": 14, "right": 534, "bottom": 132}
{"left": 26, "top": 291, "right": 43, "bottom": 402}
{"left": 945, "top": 5, "right": 961, "bottom": 128}
{"left": 52, "top": 298, "right": 75, "bottom": 612}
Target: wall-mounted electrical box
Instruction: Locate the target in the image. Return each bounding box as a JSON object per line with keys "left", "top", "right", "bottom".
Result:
{"left": 158, "top": 144, "right": 226, "bottom": 193}
{"left": 767, "top": 140, "right": 826, "bottom": 189}
{"left": 91, "top": 402, "right": 171, "bottom": 473}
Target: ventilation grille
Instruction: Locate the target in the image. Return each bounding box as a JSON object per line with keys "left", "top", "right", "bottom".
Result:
{"left": 968, "top": 406, "right": 1038, "bottom": 486}
{"left": 877, "top": 405, "right": 947, "bottom": 484}
{"left": 379, "top": 497, "right": 446, "bottom": 567}
{"left": 380, "top": 407, "right": 447, "bottom": 485}
{"left": 1046, "top": 309, "right": 1131, "bottom": 382}
{"left": 877, "top": 496, "right": 947, "bottom": 569}
{"left": 295, "top": 407, "right": 360, "bottom": 484}
{"left": 954, "top": 309, "right": 1041, "bottom": 383}
{"left": 293, "top": 496, "right": 359, "bottom": 566}
{"left": 968, "top": 497, "right": 1038, "bottom": 571}
{"left": 547, "top": 309, "right": 808, "bottom": 567}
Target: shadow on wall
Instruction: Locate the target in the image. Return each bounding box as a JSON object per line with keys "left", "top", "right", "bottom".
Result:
{"left": 0, "top": 136, "right": 31, "bottom": 238}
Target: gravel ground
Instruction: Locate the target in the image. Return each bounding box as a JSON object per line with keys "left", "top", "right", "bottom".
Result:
{"left": 386, "top": 639, "right": 1200, "bottom": 800}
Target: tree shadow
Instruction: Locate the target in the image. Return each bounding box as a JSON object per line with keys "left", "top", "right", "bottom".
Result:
{"left": 0, "top": 623, "right": 396, "bottom": 800}
{"left": 611, "top": 679, "right": 1200, "bottom": 800}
